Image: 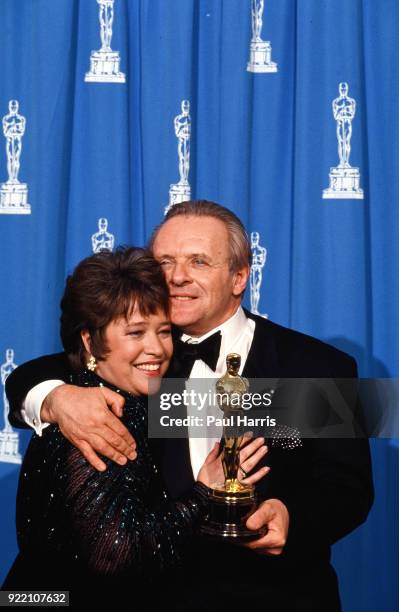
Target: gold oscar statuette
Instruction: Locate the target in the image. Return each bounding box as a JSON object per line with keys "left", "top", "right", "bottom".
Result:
{"left": 200, "top": 353, "right": 266, "bottom": 539}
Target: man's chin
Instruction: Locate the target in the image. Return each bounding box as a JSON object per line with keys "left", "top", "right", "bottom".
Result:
{"left": 171, "top": 308, "right": 201, "bottom": 331}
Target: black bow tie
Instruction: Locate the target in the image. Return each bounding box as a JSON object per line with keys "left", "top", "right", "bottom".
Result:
{"left": 173, "top": 331, "right": 222, "bottom": 379}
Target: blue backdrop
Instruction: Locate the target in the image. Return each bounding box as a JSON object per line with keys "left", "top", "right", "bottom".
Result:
{"left": 0, "top": 1, "right": 398, "bottom": 610}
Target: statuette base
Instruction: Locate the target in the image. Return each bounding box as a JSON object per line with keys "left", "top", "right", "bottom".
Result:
{"left": 165, "top": 183, "right": 191, "bottom": 214}
{"left": 247, "top": 41, "right": 278, "bottom": 73}
{"left": 323, "top": 166, "right": 364, "bottom": 199}
{"left": 0, "top": 430, "right": 22, "bottom": 464}
{"left": 85, "top": 50, "right": 126, "bottom": 83}
{"left": 0, "top": 182, "right": 31, "bottom": 214}
{"left": 200, "top": 485, "right": 266, "bottom": 540}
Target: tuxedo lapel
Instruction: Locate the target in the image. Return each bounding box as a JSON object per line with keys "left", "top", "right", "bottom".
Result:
{"left": 166, "top": 326, "right": 183, "bottom": 377}
{"left": 162, "top": 333, "right": 195, "bottom": 498}
{"left": 242, "top": 309, "right": 281, "bottom": 378}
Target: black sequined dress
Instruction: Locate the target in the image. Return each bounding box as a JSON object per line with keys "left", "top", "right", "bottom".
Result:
{"left": 3, "top": 370, "right": 209, "bottom": 609}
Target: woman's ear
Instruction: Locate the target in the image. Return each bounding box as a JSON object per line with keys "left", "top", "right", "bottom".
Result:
{"left": 80, "top": 330, "right": 92, "bottom": 355}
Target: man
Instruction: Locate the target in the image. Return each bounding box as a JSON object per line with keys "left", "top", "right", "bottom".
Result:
{"left": 7, "top": 201, "right": 373, "bottom": 610}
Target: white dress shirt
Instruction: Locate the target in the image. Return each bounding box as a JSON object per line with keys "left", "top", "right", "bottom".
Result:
{"left": 23, "top": 380, "right": 64, "bottom": 435}
{"left": 22, "top": 306, "right": 256, "bottom": 478}
{"left": 180, "top": 306, "right": 255, "bottom": 478}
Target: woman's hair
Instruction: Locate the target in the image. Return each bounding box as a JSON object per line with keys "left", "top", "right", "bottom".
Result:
{"left": 148, "top": 200, "right": 252, "bottom": 272}
{"left": 60, "top": 247, "right": 170, "bottom": 371}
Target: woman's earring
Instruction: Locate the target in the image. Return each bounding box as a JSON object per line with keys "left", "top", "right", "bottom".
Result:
{"left": 87, "top": 355, "right": 97, "bottom": 372}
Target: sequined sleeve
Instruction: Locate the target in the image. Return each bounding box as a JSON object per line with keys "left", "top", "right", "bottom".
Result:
{"left": 58, "top": 437, "right": 209, "bottom": 578}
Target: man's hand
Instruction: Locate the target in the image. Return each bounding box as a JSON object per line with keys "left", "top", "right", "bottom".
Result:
{"left": 41, "top": 384, "right": 137, "bottom": 471}
{"left": 243, "top": 499, "right": 289, "bottom": 555}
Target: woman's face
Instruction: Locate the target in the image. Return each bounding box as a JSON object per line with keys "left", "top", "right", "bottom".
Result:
{"left": 95, "top": 305, "right": 173, "bottom": 396}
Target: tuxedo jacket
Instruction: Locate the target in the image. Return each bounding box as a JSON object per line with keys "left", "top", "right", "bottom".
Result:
{"left": 6, "top": 312, "right": 373, "bottom": 611}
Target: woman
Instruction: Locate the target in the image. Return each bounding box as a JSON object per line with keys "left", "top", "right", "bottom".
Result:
{"left": 3, "top": 248, "right": 267, "bottom": 608}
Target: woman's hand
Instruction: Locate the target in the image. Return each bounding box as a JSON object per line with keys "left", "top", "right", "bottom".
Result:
{"left": 197, "top": 436, "right": 270, "bottom": 488}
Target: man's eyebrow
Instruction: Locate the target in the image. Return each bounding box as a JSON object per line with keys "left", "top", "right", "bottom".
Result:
{"left": 155, "top": 252, "right": 212, "bottom": 261}
{"left": 190, "top": 252, "right": 212, "bottom": 260}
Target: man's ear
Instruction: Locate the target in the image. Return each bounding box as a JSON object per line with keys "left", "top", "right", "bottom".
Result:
{"left": 232, "top": 266, "right": 250, "bottom": 297}
{"left": 80, "top": 330, "right": 92, "bottom": 355}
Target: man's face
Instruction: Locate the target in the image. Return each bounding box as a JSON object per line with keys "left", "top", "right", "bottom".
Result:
{"left": 152, "top": 216, "right": 248, "bottom": 336}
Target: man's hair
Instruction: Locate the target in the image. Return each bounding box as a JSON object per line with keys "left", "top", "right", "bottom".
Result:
{"left": 60, "top": 247, "right": 169, "bottom": 371}
{"left": 148, "top": 200, "right": 252, "bottom": 272}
